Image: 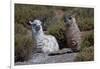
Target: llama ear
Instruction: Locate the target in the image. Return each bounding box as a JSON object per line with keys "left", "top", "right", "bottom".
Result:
{"left": 27, "top": 20, "right": 32, "bottom": 25}
{"left": 29, "top": 21, "right": 32, "bottom": 24}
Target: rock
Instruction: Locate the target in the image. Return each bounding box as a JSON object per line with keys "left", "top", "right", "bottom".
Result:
{"left": 15, "top": 48, "right": 78, "bottom": 65}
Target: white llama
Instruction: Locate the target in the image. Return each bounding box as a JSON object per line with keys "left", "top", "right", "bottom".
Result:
{"left": 29, "top": 19, "right": 59, "bottom": 54}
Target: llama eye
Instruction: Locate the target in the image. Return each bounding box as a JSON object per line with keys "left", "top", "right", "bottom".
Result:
{"left": 68, "top": 17, "right": 72, "bottom": 20}
{"left": 32, "top": 24, "right": 36, "bottom": 27}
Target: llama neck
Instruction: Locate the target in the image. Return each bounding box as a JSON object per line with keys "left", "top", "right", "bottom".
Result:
{"left": 32, "top": 27, "right": 44, "bottom": 41}
{"left": 72, "top": 22, "right": 79, "bottom": 30}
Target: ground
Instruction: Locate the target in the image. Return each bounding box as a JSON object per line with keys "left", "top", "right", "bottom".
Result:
{"left": 15, "top": 49, "right": 77, "bottom": 65}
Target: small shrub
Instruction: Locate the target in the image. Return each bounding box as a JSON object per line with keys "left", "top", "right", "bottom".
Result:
{"left": 75, "top": 31, "right": 94, "bottom": 61}
{"left": 48, "top": 21, "right": 67, "bottom": 49}
{"left": 81, "top": 31, "right": 94, "bottom": 49}
{"left": 15, "top": 23, "right": 27, "bottom": 35}
{"left": 15, "top": 34, "right": 34, "bottom": 62}
{"left": 15, "top": 22, "right": 36, "bottom": 62}
{"left": 75, "top": 47, "right": 94, "bottom": 61}
{"left": 77, "top": 17, "right": 94, "bottom": 31}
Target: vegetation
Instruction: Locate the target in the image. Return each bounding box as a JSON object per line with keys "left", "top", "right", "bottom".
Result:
{"left": 15, "top": 4, "right": 94, "bottom": 62}
{"left": 75, "top": 31, "right": 94, "bottom": 61}
{"left": 81, "top": 31, "right": 94, "bottom": 49}
{"left": 75, "top": 46, "right": 94, "bottom": 61}
{"left": 15, "top": 34, "right": 34, "bottom": 62}
{"left": 15, "top": 23, "right": 35, "bottom": 62}
{"left": 47, "top": 20, "right": 67, "bottom": 49}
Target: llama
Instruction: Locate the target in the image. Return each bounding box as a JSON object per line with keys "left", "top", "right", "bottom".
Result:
{"left": 29, "top": 19, "right": 59, "bottom": 54}
{"left": 64, "top": 15, "right": 81, "bottom": 52}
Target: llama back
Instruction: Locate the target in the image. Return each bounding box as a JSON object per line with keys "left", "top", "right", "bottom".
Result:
{"left": 42, "top": 35, "right": 59, "bottom": 53}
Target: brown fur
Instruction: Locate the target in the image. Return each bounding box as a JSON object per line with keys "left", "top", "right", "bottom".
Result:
{"left": 64, "top": 15, "right": 81, "bottom": 52}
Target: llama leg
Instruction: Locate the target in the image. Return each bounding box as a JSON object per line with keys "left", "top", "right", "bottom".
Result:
{"left": 71, "top": 40, "right": 80, "bottom": 52}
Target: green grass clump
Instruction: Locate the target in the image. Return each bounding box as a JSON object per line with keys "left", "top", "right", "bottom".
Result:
{"left": 75, "top": 47, "right": 94, "bottom": 61}
{"left": 15, "top": 23, "right": 34, "bottom": 62}
{"left": 48, "top": 21, "right": 67, "bottom": 49}
{"left": 81, "top": 31, "right": 94, "bottom": 49}
{"left": 77, "top": 17, "right": 94, "bottom": 31}
{"left": 75, "top": 31, "right": 94, "bottom": 61}
{"left": 15, "top": 23, "right": 27, "bottom": 35}
{"left": 15, "top": 34, "right": 34, "bottom": 62}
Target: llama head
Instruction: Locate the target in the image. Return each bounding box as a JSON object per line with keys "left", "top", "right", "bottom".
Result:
{"left": 64, "top": 15, "right": 76, "bottom": 27}
{"left": 29, "top": 19, "right": 42, "bottom": 32}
